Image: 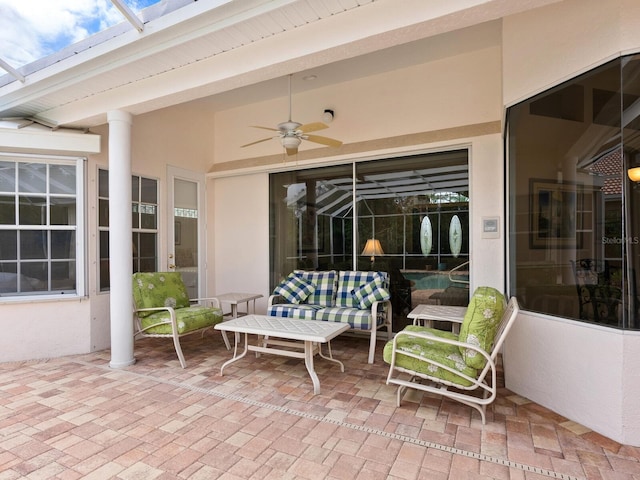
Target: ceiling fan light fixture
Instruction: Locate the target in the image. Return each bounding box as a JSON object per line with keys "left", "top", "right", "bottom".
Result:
{"left": 281, "top": 136, "right": 301, "bottom": 149}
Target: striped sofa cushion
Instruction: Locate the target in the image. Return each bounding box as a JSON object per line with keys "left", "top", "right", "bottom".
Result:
{"left": 293, "top": 270, "right": 338, "bottom": 307}
{"left": 267, "top": 303, "right": 321, "bottom": 321}
{"left": 315, "top": 307, "right": 375, "bottom": 330}
{"left": 335, "top": 271, "right": 388, "bottom": 308}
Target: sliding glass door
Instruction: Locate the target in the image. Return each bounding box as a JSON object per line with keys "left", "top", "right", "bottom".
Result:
{"left": 269, "top": 150, "right": 469, "bottom": 330}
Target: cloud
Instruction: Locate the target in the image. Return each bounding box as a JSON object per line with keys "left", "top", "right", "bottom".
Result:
{"left": 0, "top": 0, "right": 156, "bottom": 68}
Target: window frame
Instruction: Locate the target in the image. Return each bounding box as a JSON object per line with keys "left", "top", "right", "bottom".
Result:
{"left": 0, "top": 153, "right": 85, "bottom": 299}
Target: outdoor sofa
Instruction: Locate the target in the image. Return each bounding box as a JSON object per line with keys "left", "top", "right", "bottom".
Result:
{"left": 267, "top": 269, "right": 392, "bottom": 363}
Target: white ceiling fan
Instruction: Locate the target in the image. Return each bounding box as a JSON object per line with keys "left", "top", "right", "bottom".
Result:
{"left": 241, "top": 75, "right": 343, "bottom": 156}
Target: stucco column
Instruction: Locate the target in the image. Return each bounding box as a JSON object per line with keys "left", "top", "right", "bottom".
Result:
{"left": 108, "top": 110, "right": 135, "bottom": 368}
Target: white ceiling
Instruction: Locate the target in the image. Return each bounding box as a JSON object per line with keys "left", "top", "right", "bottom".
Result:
{"left": 0, "top": 0, "right": 562, "bottom": 129}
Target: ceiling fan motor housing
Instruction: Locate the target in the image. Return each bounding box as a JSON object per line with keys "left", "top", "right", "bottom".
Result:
{"left": 278, "top": 121, "right": 302, "bottom": 132}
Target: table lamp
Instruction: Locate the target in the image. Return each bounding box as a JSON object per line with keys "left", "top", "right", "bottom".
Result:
{"left": 362, "top": 239, "right": 384, "bottom": 268}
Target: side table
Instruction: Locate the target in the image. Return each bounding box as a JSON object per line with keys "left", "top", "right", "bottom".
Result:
{"left": 216, "top": 292, "right": 263, "bottom": 349}
{"left": 407, "top": 304, "right": 467, "bottom": 333}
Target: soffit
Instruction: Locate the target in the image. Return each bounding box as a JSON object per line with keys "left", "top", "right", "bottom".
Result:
{"left": 0, "top": 0, "right": 563, "bottom": 129}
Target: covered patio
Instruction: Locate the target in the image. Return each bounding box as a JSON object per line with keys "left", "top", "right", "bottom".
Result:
{"left": 0, "top": 336, "right": 636, "bottom": 479}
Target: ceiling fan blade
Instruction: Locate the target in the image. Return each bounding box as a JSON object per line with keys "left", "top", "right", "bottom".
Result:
{"left": 241, "top": 137, "right": 275, "bottom": 148}
{"left": 250, "top": 125, "right": 280, "bottom": 131}
{"left": 285, "top": 147, "right": 298, "bottom": 156}
{"left": 298, "top": 122, "right": 328, "bottom": 133}
{"left": 305, "top": 134, "right": 343, "bottom": 148}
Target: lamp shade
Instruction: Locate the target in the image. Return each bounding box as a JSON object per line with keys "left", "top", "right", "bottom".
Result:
{"left": 361, "top": 239, "right": 384, "bottom": 257}
{"left": 628, "top": 167, "right": 640, "bottom": 182}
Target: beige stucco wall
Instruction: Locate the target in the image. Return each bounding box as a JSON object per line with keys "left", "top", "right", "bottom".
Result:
{"left": 210, "top": 42, "right": 505, "bottom": 306}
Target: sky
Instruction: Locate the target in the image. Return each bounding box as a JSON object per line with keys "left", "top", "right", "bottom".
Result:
{"left": 0, "top": 0, "right": 161, "bottom": 68}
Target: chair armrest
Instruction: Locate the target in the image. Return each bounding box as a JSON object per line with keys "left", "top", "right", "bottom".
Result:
{"left": 190, "top": 296, "right": 221, "bottom": 308}
{"left": 134, "top": 306, "right": 179, "bottom": 334}
{"left": 392, "top": 329, "right": 493, "bottom": 374}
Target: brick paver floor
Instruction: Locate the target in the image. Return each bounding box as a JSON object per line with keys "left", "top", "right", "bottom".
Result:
{"left": 0, "top": 331, "right": 638, "bottom": 479}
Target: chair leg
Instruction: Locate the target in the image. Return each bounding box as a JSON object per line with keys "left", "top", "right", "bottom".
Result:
{"left": 368, "top": 328, "right": 377, "bottom": 364}
{"left": 172, "top": 334, "right": 187, "bottom": 368}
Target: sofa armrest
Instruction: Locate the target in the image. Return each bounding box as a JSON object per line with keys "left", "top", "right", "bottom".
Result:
{"left": 372, "top": 299, "right": 392, "bottom": 321}
{"left": 268, "top": 294, "right": 285, "bottom": 307}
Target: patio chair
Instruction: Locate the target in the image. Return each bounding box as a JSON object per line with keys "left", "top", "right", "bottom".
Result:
{"left": 132, "top": 272, "right": 226, "bottom": 368}
{"left": 384, "top": 289, "right": 519, "bottom": 424}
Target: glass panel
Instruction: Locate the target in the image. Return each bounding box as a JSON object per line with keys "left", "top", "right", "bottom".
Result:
{"left": 50, "top": 197, "right": 76, "bottom": 225}
{"left": 174, "top": 178, "right": 197, "bottom": 298}
{"left": 51, "top": 261, "right": 75, "bottom": 291}
{"left": 622, "top": 54, "right": 640, "bottom": 329}
{"left": 98, "top": 169, "right": 109, "bottom": 198}
{"left": 0, "top": 195, "right": 16, "bottom": 224}
{"left": 21, "top": 262, "right": 48, "bottom": 290}
{"left": 508, "top": 56, "right": 633, "bottom": 328}
{"left": 51, "top": 231, "right": 75, "bottom": 259}
{"left": 19, "top": 196, "right": 46, "bottom": 225}
{"left": 98, "top": 199, "right": 109, "bottom": 227}
{"left": 21, "top": 230, "right": 48, "bottom": 259}
{"left": 99, "top": 230, "right": 110, "bottom": 291}
{"left": 131, "top": 203, "right": 139, "bottom": 229}
{"left": 141, "top": 177, "right": 157, "bottom": 203}
{"left": 49, "top": 165, "right": 76, "bottom": 194}
{"left": 0, "top": 264, "right": 18, "bottom": 294}
{"left": 0, "top": 162, "right": 15, "bottom": 192}
{"left": 18, "top": 163, "right": 46, "bottom": 193}
{"left": 132, "top": 175, "right": 140, "bottom": 201}
{"left": 140, "top": 204, "right": 157, "bottom": 229}
{"left": 0, "top": 230, "right": 17, "bottom": 260}
{"left": 133, "top": 232, "right": 157, "bottom": 273}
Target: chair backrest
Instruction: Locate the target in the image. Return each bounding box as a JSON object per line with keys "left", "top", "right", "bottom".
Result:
{"left": 458, "top": 286, "right": 506, "bottom": 369}
{"left": 489, "top": 296, "right": 519, "bottom": 361}
{"left": 132, "top": 272, "right": 190, "bottom": 316}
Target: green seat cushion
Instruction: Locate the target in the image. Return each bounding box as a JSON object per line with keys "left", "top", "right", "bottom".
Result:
{"left": 133, "top": 272, "right": 191, "bottom": 318}
{"left": 458, "top": 286, "right": 505, "bottom": 369}
{"left": 383, "top": 325, "right": 477, "bottom": 387}
{"left": 140, "top": 306, "right": 223, "bottom": 335}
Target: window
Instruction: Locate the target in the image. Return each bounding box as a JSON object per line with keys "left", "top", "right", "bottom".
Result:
{"left": 270, "top": 151, "right": 469, "bottom": 330}
{"left": 98, "top": 168, "right": 158, "bottom": 291}
{"left": 0, "top": 155, "right": 84, "bottom": 296}
{"left": 508, "top": 54, "right": 640, "bottom": 329}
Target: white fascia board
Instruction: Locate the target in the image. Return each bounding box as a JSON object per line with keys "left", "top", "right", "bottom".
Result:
{"left": 0, "top": 126, "right": 101, "bottom": 155}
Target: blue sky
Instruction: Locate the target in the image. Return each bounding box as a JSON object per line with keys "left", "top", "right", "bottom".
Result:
{"left": 0, "top": 0, "right": 161, "bottom": 68}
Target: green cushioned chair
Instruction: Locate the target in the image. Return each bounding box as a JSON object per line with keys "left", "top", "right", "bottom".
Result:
{"left": 132, "top": 272, "right": 225, "bottom": 368}
{"left": 384, "top": 293, "right": 519, "bottom": 424}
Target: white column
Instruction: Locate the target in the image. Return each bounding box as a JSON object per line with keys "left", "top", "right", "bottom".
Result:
{"left": 108, "top": 110, "right": 135, "bottom": 368}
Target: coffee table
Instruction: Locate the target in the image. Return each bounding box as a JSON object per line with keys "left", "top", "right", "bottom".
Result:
{"left": 215, "top": 315, "right": 349, "bottom": 394}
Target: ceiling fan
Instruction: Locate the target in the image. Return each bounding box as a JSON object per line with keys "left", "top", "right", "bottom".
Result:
{"left": 241, "top": 75, "right": 343, "bottom": 156}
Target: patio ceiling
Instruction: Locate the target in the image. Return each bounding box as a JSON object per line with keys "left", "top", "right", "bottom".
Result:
{"left": 0, "top": 0, "right": 562, "bottom": 130}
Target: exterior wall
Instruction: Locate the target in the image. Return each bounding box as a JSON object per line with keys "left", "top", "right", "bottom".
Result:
{"left": 211, "top": 173, "right": 270, "bottom": 313}
{"left": 502, "top": 0, "right": 640, "bottom": 445}
{"left": 210, "top": 43, "right": 505, "bottom": 304}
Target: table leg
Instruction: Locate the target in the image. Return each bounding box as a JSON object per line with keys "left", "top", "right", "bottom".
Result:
{"left": 220, "top": 332, "right": 249, "bottom": 375}
{"left": 318, "top": 341, "right": 345, "bottom": 372}
{"left": 304, "top": 340, "right": 321, "bottom": 395}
